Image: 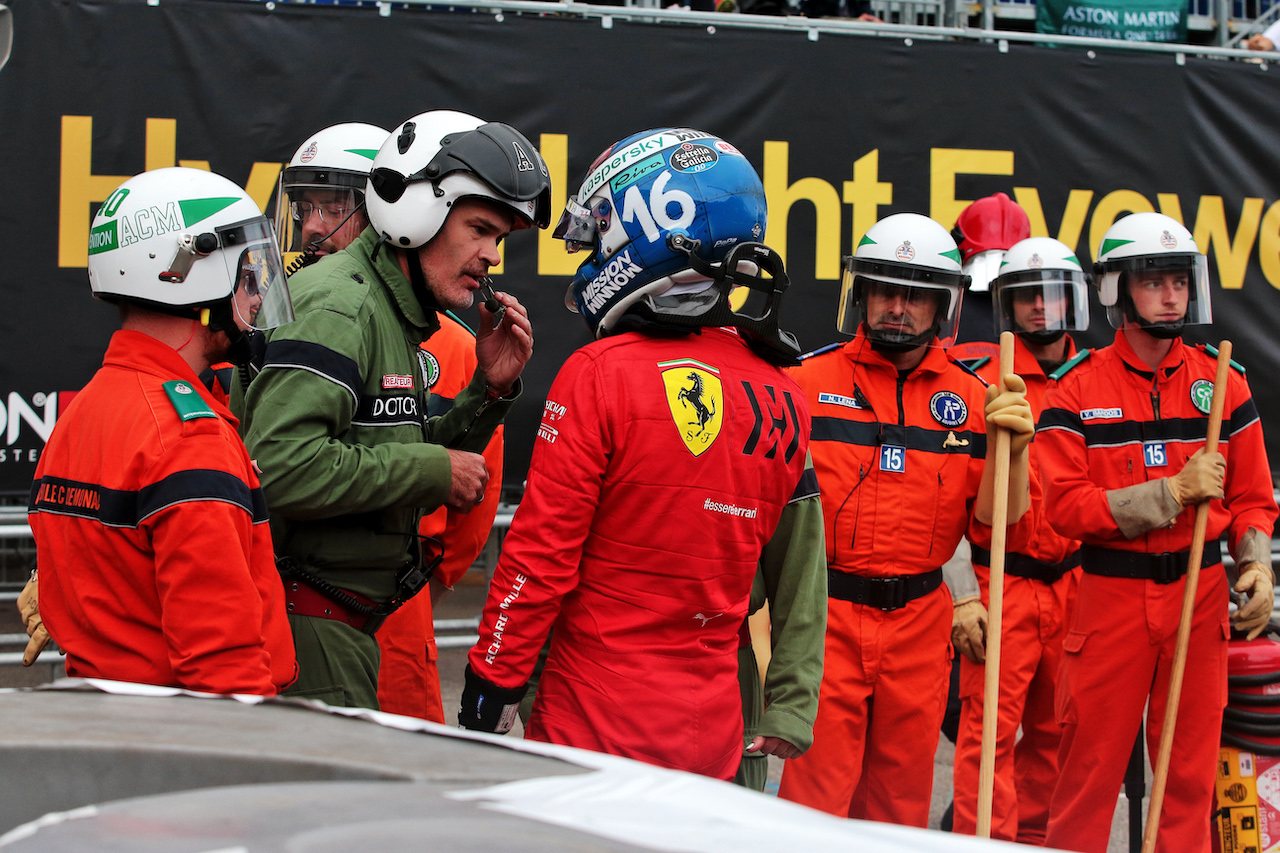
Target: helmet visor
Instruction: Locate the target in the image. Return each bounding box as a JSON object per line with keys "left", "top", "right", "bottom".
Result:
{"left": 552, "top": 197, "right": 605, "bottom": 253}
{"left": 993, "top": 270, "right": 1090, "bottom": 336}
{"left": 275, "top": 168, "right": 367, "bottom": 253}
{"left": 217, "top": 217, "right": 294, "bottom": 331}
{"left": 838, "top": 256, "right": 966, "bottom": 343}
{"left": 961, "top": 249, "right": 1005, "bottom": 294}
{"left": 1102, "top": 254, "right": 1211, "bottom": 330}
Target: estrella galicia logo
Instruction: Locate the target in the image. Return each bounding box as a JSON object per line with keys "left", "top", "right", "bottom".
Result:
{"left": 1190, "top": 379, "right": 1213, "bottom": 415}
{"left": 670, "top": 143, "right": 718, "bottom": 174}
{"left": 930, "top": 391, "right": 967, "bottom": 427}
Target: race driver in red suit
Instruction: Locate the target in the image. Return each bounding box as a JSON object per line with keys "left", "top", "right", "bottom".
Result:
{"left": 776, "top": 212, "right": 1037, "bottom": 826}
{"left": 1038, "top": 213, "right": 1276, "bottom": 853}
{"left": 460, "top": 128, "right": 828, "bottom": 781}
{"left": 949, "top": 237, "right": 1090, "bottom": 842}
{"left": 23, "top": 167, "right": 297, "bottom": 695}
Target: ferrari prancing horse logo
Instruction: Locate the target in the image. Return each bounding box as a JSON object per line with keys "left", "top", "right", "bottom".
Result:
{"left": 660, "top": 359, "right": 724, "bottom": 456}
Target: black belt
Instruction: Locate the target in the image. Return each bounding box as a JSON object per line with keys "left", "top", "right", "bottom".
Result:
{"left": 970, "top": 547, "right": 1081, "bottom": 584}
{"left": 828, "top": 568, "right": 943, "bottom": 611}
{"left": 1081, "top": 541, "right": 1223, "bottom": 584}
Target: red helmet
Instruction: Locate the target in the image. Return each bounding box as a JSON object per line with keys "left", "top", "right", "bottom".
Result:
{"left": 951, "top": 192, "right": 1030, "bottom": 260}
{"left": 950, "top": 192, "right": 1031, "bottom": 292}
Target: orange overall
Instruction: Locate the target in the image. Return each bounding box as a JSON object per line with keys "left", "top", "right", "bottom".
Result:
{"left": 951, "top": 334, "right": 1080, "bottom": 843}
{"left": 778, "top": 332, "right": 1033, "bottom": 825}
{"left": 29, "top": 331, "right": 296, "bottom": 695}
{"left": 1038, "top": 332, "right": 1276, "bottom": 853}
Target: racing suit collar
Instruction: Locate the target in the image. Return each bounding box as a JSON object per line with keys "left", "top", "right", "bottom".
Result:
{"left": 103, "top": 329, "right": 237, "bottom": 427}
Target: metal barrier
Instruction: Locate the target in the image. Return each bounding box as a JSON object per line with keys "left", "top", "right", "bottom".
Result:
{"left": 276, "top": 0, "right": 1280, "bottom": 54}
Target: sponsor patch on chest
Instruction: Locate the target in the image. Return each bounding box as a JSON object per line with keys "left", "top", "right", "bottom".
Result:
{"left": 930, "top": 391, "right": 968, "bottom": 427}
{"left": 1080, "top": 407, "right": 1123, "bottom": 420}
{"left": 382, "top": 374, "right": 413, "bottom": 390}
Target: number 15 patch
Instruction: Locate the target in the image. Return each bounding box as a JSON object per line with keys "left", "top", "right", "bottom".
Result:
{"left": 880, "top": 444, "right": 906, "bottom": 473}
{"left": 1143, "top": 441, "right": 1168, "bottom": 468}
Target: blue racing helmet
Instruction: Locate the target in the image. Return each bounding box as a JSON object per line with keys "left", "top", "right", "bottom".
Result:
{"left": 554, "top": 129, "right": 775, "bottom": 337}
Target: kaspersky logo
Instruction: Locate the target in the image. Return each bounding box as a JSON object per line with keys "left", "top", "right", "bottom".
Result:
{"left": 88, "top": 185, "right": 240, "bottom": 255}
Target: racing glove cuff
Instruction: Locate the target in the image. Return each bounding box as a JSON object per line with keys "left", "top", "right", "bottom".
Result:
{"left": 459, "top": 664, "right": 527, "bottom": 734}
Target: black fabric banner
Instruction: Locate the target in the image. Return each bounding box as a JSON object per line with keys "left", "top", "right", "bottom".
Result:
{"left": 3, "top": 0, "right": 1280, "bottom": 494}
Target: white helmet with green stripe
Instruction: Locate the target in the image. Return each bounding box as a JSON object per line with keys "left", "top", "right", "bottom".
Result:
{"left": 87, "top": 167, "right": 293, "bottom": 333}
{"left": 274, "top": 122, "right": 388, "bottom": 253}
{"left": 992, "top": 236, "right": 1091, "bottom": 343}
{"left": 838, "top": 212, "right": 971, "bottom": 349}
{"left": 1095, "top": 212, "right": 1211, "bottom": 335}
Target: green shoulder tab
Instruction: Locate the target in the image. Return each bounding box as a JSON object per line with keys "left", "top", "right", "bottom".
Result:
{"left": 444, "top": 310, "right": 477, "bottom": 337}
{"left": 1049, "top": 348, "right": 1091, "bottom": 381}
{"left": 963, "top": 356, "right": 991, "bottom": 371}
{"left": 163, "top": 380, "right": 217, "bottom": 421}
{"left": 1202, "top": 343, "right": 1247, "bottom": 375}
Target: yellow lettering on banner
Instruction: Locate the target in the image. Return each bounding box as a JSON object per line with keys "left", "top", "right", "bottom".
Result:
{"left": 538, "top": 133, "right": 578, "bottom": 277}
{"left": 146, "top": 118, "right": 177, "bottom": 171}
{"left": 242, "top": 162, "right": 283, "bottom": 213}
{"left": 763, "top": 141, "right": 842, "bottom": 280}
{"left": 1157, "top": 192, "right": 1184, "bottom": 221}
{"left": 58, "top": 116, "right": 130, "bottom": 268}
{"left": 929, "top": 148, "right": 1014, "bottom": 229}
{"left": 1088, "top": 190, "right": 1154, "bottom": 257}
{"left": 843, "top": 149, "right": 893, "bottom": 251}
{"left": 1190, "top": 196, "right": 1263, "bottom": 290}
{"left": 1014, "top": 187, "right": 1094, "bottom": 251}
{"left": 60, "top": 115, "right": 293, "bottom": 267}
{"left": 1258, "top": 201, "right": 1280, "bottom": 290}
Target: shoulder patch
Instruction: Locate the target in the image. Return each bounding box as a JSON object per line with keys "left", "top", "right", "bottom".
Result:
{"left": 799, "top": 341, "right": 843, "bottom": 361}
{"left": 162, "top": 380, "right": 217, "bottom": 421}
{"left": 444, "top": 310, "right": 477, "bottom": 337}
{"left": 1049, "top": 348, "right": 1091, "bottom": 381}
{"left": 1200, "top": 343, "right": 1247, "bottom": 376}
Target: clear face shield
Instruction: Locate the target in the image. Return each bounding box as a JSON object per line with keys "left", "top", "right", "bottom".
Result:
{"left": 838, "top": 257, "right": 966, "bottom": 348}
{"left": 553, "top": 196, "right": 611, "bottom": 258}
{"left": 1102, "top": 254, "right": 1211, "bottom": 332}
{"left": 962, "top": 249, "right": 1006, "bottom": 294}
{"left": 216, "top": 217, "right": 294, "bottom": 331}
{"left": 993, "top": 270, "right": 1090, "bottom": 338}
{"left": 273, "top": 165, "right": 365, "bottom": 254}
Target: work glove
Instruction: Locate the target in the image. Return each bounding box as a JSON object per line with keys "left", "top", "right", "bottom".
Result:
{"left": 952, "top": 595, "right": 988, "bottom": 665}
{"left": 1233, "top": 527, "right": 1275, "bottom": 640}
{"left": 17, "top": 570, "right": 51, "bottom": 666}
{"left": 1165, "top": 449, "right": 1226, "bottom": 509}
{"left": 984, "top": 374, "right": 1034, "bottom": 455}
{"left": 458, "top": 664, "right": 527, "bottom": 734}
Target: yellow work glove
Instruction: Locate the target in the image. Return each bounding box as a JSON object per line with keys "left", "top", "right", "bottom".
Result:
{"left": 17, "top": 570, "right": 51, "bottom": 666}
{"left": 984, "top": 374, "right": 1034, "bottom": 456}
{"left": 952, "top": 595, "right": 988, "bottom": 664}
{"left": 1166, "top": 448, "right": 1226, "bottom": 509}
{"left": 1233, "top": 528, "right": 1275, "bottom": 640}
{"left": 1235, "top": 563, "right": 1275, "bottom": 640}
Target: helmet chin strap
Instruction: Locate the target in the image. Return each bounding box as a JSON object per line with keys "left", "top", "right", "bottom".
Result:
{"left": 204, "top": 300, "right": 254, "bottom": 366}
{"left": 1020, "top": 328, "right": 1067, "bottom": 345}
